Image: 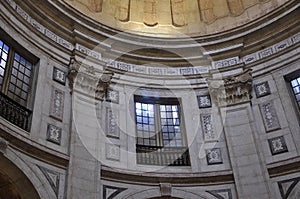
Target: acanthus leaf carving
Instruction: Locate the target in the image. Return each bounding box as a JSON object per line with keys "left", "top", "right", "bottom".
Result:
{"left": 208, "top": 69, "right": 253, "bottom": 107}
{"left": 68, "top": 57, "right": 113, "bottom": 101}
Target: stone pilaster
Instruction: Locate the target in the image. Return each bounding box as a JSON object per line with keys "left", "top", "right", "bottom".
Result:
{"left": 208, "top": 69, "right": 271, "bottom": 198}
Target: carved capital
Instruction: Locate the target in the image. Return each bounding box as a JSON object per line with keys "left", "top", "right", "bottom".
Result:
{"left": 208, "top": 69, "right": 253, "bottom": 107}
{"left": 68, "top": 57, "right": 113, "bottom": 101}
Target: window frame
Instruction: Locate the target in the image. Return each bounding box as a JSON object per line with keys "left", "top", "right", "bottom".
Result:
{"left": 134, "top": 95, "right": 187, "bottom": 148}
{"left": 0, "top": 29, "right": 38, "bottom": 110}
{"left": 284, "top": 69, "right": 300, "bottom": 125}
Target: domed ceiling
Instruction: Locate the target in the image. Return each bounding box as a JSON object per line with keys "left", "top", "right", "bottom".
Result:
{"left": 64, "top": 0, "right": 288, "bottom": 37}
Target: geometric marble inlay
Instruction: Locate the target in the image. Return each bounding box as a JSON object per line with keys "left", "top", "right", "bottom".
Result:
{"left": 268, "top": 136, "right": 288, "bottom": 155}
{"left": 46, "top": 124, "right": 62, "bottom": 145}
{"left": 278, "top": 177, "right": 300, "bottom": 199}
{"left": 206, "top": 189, "right": 233, "bottom": 199}
{"left": 53, "top": 67, "right": 66, "bottom": 85}
{"left": 37, "top": 165, "right": 60, "bottom": 198}
{"left": 206, "top": 148, "right": 223, "bottom": 165}
{"left": 197, "top": 95, "right": 212, "bottom": 108}
{"left": 260, "top": 101, "right": 280, "bottom": 132}
{"left": 254, "top": 81, "right": 271, "bottom": 98}
{"left": 103, "top": 185, "right": 127, "bottom": 199}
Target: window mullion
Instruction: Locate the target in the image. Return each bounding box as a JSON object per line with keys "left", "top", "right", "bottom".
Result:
{"left": 155, "top": 104, "right": 163, "bottom": 147}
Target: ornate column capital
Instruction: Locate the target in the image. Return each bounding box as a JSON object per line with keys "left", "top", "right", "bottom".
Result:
{"left": 207, "top": 69, "right": 253, "bottom": 107}
{"left": 67, "top": 57, "right": 113, "bottom": 101}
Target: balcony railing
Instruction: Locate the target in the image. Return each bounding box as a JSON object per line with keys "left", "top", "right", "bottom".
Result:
{"left": 136, "top": 145, "right": 191, "bottom": 166}
{"left": 0, "top": 92, "right": 32, "bottom": 131}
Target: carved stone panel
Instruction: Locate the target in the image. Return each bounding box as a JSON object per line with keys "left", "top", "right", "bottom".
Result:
{"left": 259, "top": 101, "right": 280, "bottom": 132}
{"left": 106, "top": 89, "right": 119, "bottom": 104}
{"left": 50, "top": 88, "right": 64, "bottom": 121}
{"left": 106, "top": 143, "right": 120, "bottom": 161}
{"left": 106, "top": 108, "right": 120, "bottom": 138}
{"left": 254, "top": 81, "right": 271, "bottom": 98}
{"left": 268, "top": 136, "right": 288, "bottom": 155}
{"left": 201, "top": 114, "right": 216, "bottom": 141}
{"left": 197, "top": 95, "right": 212, "bottom": 108}
{"left": 47, "top": 124, "right": 62, "bottom": 145}
{"left": 206, "top": 148, "right": 223, "bottom": 165}
{"left": 53, "top": 67, "right": 66, "bottom": 85}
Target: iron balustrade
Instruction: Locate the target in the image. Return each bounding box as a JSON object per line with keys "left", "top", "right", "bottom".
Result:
{"left": 0, "top": 92, "right": 32, "bottom": 131}
{"left": 136, "top": 145, "right": 190, "bottom": 166}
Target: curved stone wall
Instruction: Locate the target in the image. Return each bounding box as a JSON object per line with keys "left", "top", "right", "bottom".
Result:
{"left": 0, "top": 0, "right": 299, "bottom": 198}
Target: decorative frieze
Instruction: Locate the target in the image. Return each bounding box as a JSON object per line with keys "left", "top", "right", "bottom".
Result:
{"left": 106, "top": 108, "right": 119, "bottom": 138}
{"left": 254, "top": 81, "right": 271, "bottom": 98}
{"left": 208, "top": 69, "right": 253, "bottom": 107}
{"left": 50, "top": 88, "right": 64, "bottom": 121}
{"left": 212, "top": 56, "right": 240, "bottom": 69}
{"left": 197, "top": 95, "right": 212, "bottom": 108}
{"left": 201, "top": 114, "right": 215, "bottom": 141}
{"left": 47, "top": 124, "right": 62, "bottom": 145}
{"left": 106, "top": 143, "right": 120, "bottom": 161}
{"left": 268, "top": 136, "right": 288, "bottom": 155}
{"left": 53, "top": 67, "right": 66, "bottom": 85}
{"left": 206, "top": 148, "right": 223, "bottom": 165}
{"left": 259, "top": 101, "right": 280, "bottom": 132}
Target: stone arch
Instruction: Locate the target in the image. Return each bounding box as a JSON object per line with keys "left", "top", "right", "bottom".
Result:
{"left": 0, "top": 149, "right": 55, "bottom": 199}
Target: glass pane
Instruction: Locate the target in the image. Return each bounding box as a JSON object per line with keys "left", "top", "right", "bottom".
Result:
{"left": 8, "top": 53, "right": 33, "bottom": 106}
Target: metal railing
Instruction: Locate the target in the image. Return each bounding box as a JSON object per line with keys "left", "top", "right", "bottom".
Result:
{"left": 0, "top": 92, "right": 32, "bottom": 131}
{"left": 136, "top": 145, "right": 190, "bottom": 166}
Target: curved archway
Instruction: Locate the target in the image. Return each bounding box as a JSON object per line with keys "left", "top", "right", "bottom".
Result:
{"left": 0, "top": 155, "right": 40, "bottom": 199}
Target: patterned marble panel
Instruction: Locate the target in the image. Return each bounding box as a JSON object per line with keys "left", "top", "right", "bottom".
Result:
{"left": 103, "top": 185, "right": 127, "bottom": 199}
{"left": 50, "top": 88, "right": 65, "bottom": 121}
{"left": 201, "top": 114, "right": 215, "bottom": 141}
{"left": 197, "top": 95, "right": 212, "bottom": 108}
{"left": 259, "top": 101, "right": 280, "bottom": 132}
{"left": 106, "top": 108, "right": 120, "bottom": 138}
{"left": 278, "top": 177, "right": 300, "bottom": 199}
{"left": 106, "top": 143, "right": 120, "bottom": 161}
{"left": 268, "top": 136, "right": 288, "bottom": 155}
{"left": 254, "top": 81, "right": 271, "bottom": 98}
{"left": 47, "top": 124, "right": 62, "bottom": 145}
{"left": 206, "top": 148, "right": 223, "bottom": 165}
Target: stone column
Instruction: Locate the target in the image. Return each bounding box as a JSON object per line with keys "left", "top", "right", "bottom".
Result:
{"left": 208, "top": 69, "right": 271, "bottom": 198}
